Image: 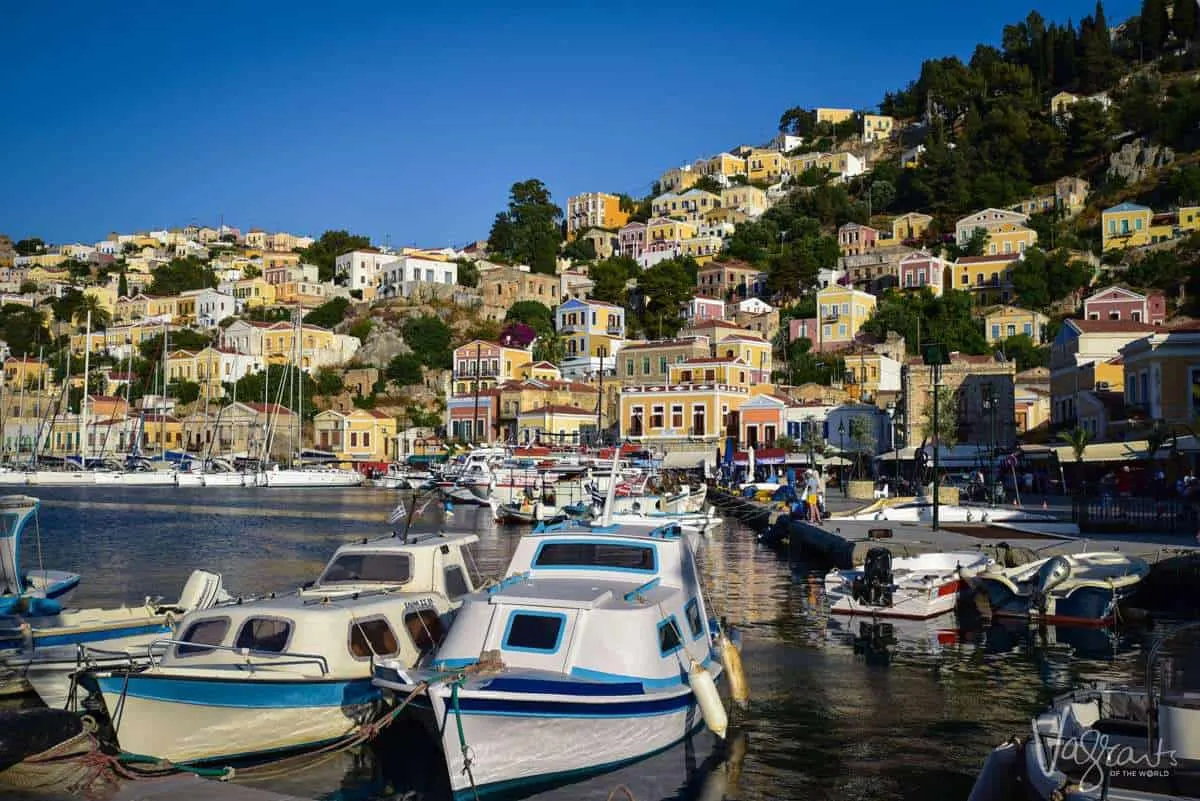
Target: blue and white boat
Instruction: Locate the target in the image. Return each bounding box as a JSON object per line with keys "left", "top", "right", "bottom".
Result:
{"left": 0, "top": 495, "right": 80, "bottom": 616}
{"left": 971, "top": 552, "right": 1150, "bottom": 626}
{"left": 77, "top": 530, "right": 481, "bottom": 764}
{"left": 373, "top": 520, "right": 734, "bottom": 799}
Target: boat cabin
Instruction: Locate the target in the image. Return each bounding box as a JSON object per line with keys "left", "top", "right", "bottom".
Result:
{"left": 430, "top": 524, "right": 715, "bottom": 685}
{"left": 308, "top": 531, "right": 480, "bottom": 600}
{"left": 0, "top": 495, "right": 79, "bottom": 616}
{"left": 163, "top": 590, "right": 456, "bottom": 676}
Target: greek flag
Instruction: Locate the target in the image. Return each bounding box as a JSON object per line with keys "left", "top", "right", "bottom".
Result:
{"left": 388, "top": 501, "right": 406, "bottom": 524}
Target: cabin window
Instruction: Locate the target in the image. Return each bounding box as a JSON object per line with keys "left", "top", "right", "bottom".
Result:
{"left": 234, "top": 617, "right": 292, "bottom": 653}
{"left": 503, "top": 611, "right": 566, "bottom": 653}
{"left": 533, "top": 541, "right": 657, "bottom": 572}
{"left": 443, "top": 565, "right": 470, "bottom": 599}
{"left": 349, "top": 616, "right": 400, "bottom": 659}
{"left": 658, "top": 616, "right": 683, "bottom": 656}
{"left": 685, "top": 599, "right": 703, "bottom": 639}
{"left": 320, "top": 553, "right": 411, "bottom": 585}
{"left": 405, "top": 608, "right": 445, "bottom": 654}
{"left": 176, "top": 617, "right": 230, "bottom": 656}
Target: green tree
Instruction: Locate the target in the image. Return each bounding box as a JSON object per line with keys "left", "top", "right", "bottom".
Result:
{"left": 299, "top": 231, "right": 372, "bottom": 283}
{"left": 637, "top": 258, "right": 696, "bottom": 338}
{"left": 14, "top": 238, "right": 45, "bottom": 256}
{"left": 1141, "top": 0, "right": 1170, "bottom": 57}
{"left": 74, "top": 294, "right": 111, "bottom": 330}
{"left": 302, "top": 297, "right": 350, "bottom": 329}
{"left": 137, "top": 329, "right": 212, "bottom": 362}
{"left": 167, "top": 379, "right": 202, "bottom": 405}
{"left": 505, "top": 300, "right": 555, "bottom": 339}
{"left": 487, "top": 179, "right": 563, "bottom": 274}
{"left": 348, "top": 318, "right": 373, "bottom": 343}
{"left": 117, "top": 271, "right": 128, "bottom": 298}
{"left": 778, "top": 107, "right": 818, "bottom": 137}
{"left": 314, "top": 367, "right": 345, "bottom": 396}
{"left": 1173, "top": 0, "right": 1197, "bottom": 41}
{"left": 775, "top": 338, "right": 846, "bottom": 386}
{"left": 148, "top": 257, "right": 217, "bottom": 296}
{"left": 532, "top": 330, "right": 566, "bottom": 365}
{"left": 18, "top": 280, "right": 37, "bottom": 294}
{"left": 51, "top": 289, "right": 85, "bottom": 323}
{"left": 1058, "top": 427, "right": 1092, "bottom": 494}
{"left": 455, "top": 258, "right": 479, "bottom": 288}
{"left": 0, "top": 304, "right": 49, "bottom": 356}
{"left": 230, "top": 365, "right": 319, "bottom": 419}
{"left": 998, "top": 333, "right": 1049, "bottom": 370}
{"left": 588, "top": 257, "right": 638, "bottom": 305}
{"left": 385, "top": 354, "right": 424, "bottom": 387}
{"left": 920, "top": 389, "right": 959, "bottom": 447}
{"left": 561, "top": 236, "right": 597, "bottom": 263}
{"left": 401, "top": 315, "right": 452, "bottom": 369}
{"left": 692, "top": 175, "right": 725, "bottom": 194}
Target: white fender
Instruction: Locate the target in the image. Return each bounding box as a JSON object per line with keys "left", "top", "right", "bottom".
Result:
{"left": 717, "top": 632, "right": 749, "bottom": 709}
{"left": 689, "top": 659, "right": 727, "bottom": 739}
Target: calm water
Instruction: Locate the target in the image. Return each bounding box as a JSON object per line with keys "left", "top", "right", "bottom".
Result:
{"left": 13, "top": 487, "right": 1159, "bottom": 801}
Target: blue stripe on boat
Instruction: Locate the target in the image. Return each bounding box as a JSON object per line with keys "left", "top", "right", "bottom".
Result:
{"left": 436, "top": 691, "right": 695, "bottom": 718}
{"left": 481, "top": 676, "right": 645, "bottom": 696}
{"left": 95, "top": 675, "right": 379, "bottom": 709}
{"left": 31, "top": 622, "right": 170, "bottom": 648}
{"left": 569, "top": 661, "right": 711, "bottom": 690}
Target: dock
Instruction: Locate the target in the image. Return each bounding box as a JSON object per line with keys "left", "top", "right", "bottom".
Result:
{"left": 112, "top": 776, "right": 310, "bottom": 801}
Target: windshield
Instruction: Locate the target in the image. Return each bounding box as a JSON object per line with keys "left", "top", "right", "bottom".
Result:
{"left": 319, "top": 552, "right": 411, "bottom": 584}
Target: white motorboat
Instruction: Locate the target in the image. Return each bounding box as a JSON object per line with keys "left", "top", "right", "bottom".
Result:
{"left": 839, "top": 496, "right": 1067, "bottom": 525}
{"left": 373, "top": 520, "right": 740, "bottom": 799}
{"left": 824, "top": 548, "right": 994, "bottom": 619}
{"left": 93, "top": 468, "right": 178, "bottom": 486}
{"left": 0, "top": 496, "right": 80, "bottom": 617}
{"left": 0, "top": 569, "right": 230, "bottom": 709}
{"left": 78, "top": 530, "right": 481, "bottom": 765}
{"left": 970, "top": 552, "right": 1150, "bottom": 626}
{"left": 261, "top": 465, "right": 364, "bottom": 487}
{"left": 27, "top": 469, "right": 96, "bottom": 486}
{"left": 970, "top": 622, "right": 1200, "bottom": 800}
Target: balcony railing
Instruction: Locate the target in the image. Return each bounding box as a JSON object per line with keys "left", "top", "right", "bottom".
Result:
{"left": 606, "top": 324, "right": 624, "bottom": 335}
{"left": 559, "top": 323, "right": 586, "bottom": 334}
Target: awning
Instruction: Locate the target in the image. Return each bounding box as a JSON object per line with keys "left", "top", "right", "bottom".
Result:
{"left": 661, "top": 452, "right": 706, "bottom": 470}
{"left": 1049, "top": 440, "right": 1149, "bottom": 463}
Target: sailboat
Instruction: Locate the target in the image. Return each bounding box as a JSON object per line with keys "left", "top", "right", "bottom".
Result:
{"left": 261, "top": 311, "right": 361, "bottom": 488}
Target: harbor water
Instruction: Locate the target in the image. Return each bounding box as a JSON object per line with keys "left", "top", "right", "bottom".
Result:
{"left": 9, "top": 486, "right": 1161, "bottom": 801}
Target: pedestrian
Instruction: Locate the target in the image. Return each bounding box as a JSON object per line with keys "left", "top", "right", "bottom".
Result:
{"left": 805, "top": 470, "right": 820, "bottom": 523}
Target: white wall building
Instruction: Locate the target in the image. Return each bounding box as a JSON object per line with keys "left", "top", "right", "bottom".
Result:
{"left": 183, "top": 288, "right": 237, "bottom": 329}
{"left": 377, "top": 256, "right": 457, "bottom": 298}
{"left": 335, "top": 249, "right": 396, "bottom": 291}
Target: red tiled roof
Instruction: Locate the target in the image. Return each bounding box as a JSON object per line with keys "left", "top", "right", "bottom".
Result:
{"left": 520, "top": 404, "right": 595, "bottom": 416}
{"left": 242, "top": 402, "right": 295, "bottom": 415}
{"left": 1070, "top": 319, "right": 1156, "bottom": 333}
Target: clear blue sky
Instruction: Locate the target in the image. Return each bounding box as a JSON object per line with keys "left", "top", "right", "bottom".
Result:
{"left": 1, "top": 0, "right": 1140, "bottom": 248}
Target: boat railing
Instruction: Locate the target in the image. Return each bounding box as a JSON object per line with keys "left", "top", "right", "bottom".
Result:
{"left": 144, "top": 638, "right": 331, "bottom": 674}
{"left": 1145, "top": 620, "right": 1200, "bottom": 754}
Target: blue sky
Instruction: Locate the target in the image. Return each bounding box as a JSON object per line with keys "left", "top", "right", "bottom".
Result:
{"left": 1, "top": 0, "right": 1140, "bottom": 248}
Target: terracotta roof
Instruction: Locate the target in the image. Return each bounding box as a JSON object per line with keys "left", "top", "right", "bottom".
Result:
{"left": 364, "top": 409, "right": 393, "bottom": 419}
{"left": 1070, "top": 319, "right": 1156, "bottom": 333}
{"left": 681, "top": 356, "right": 748, "bottom": 366}
{"left": 956, "top": 255, "right": 1018, "bottom": 265}
{"left": 242, "top": 402, "right": 295, "bottom": 415}
{"left": 520, "top": 404, "right": 596, "bottom": 416}
{"left": 88, "top": 395, "right": 126, "bottom": 403}
{"left": 4, "top": 356, "right": 43, "bottom": 364}
{"left": 621, "top": 338, "right": 706, "bottom": 351}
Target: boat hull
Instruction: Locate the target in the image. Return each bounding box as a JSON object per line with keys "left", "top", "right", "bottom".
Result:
{"left": 416, "top": 686, "right": 704, "bottom": 798}
{"left": 87, "top": 673, "right": 380, "bottom": 764}
{"left": 201, "top": 473, "right": 246, "bottom": 487}
{"left": 828, "top": 579, "right": 964, "bottom": 619}
{"left": 262, "top": 470, "right": 363, "bottom": 488}
{"left": 93, "top": 471, "right": 177, "bottom": 486}
{"left": 977, "top": 581, "right": 1138, "bottom": 626}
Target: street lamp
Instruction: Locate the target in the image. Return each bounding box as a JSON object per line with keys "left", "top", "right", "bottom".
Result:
{"left": 982, "top": 386, "right": 997, "bottom": 507}
{"left": 838, "top": 419, "right": 847, "bottom": 498}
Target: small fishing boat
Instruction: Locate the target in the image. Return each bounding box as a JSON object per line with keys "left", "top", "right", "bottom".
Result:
{"left": 824, "top": 548, "right": 994, "bottom": 619}
{"left": 372, "top": 520, "right": 744, "bottom": 799}
{"left": 496, "top": 498, "right": 566, "bottom": 525}
{"left": 970, "top": 552, "right": 1150, "bottom": 626}
{"left": 970, "top": 622, "right": 1200, "bottom": 800}
{"left": 0, "top": 496, "right": 79, "bottom": 616}
{"left": 78, "top": 530, "right": 481, "bottom": 765}
{"left": 0, "top": 569, "right": 230, "bottom": 708}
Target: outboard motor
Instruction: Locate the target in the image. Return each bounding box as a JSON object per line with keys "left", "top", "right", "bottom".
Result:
{"left": 851, "top": 547, "right": 894, "bottom": 607}
{"left": 1031, "top": 555, "right": 1072, "bottom": 613}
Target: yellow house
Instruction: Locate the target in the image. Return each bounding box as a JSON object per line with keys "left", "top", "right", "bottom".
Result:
{"left": 983, "top": 305, "right": 1049, "bottom": 344}
{"left": 257, "top": 322, "right": 338, "bottom": 367}
{"left": 102, "top": 322, "right": 174, "bottom": 355}
{"left": 83, "top": 285, "right": 118, "bottom": 316}
{"left": 862, "top": 114, "right": 895, "bottom": 142}
{"left": 720, "top": 186, "right": 770, "bottom": 217}
{"left": 20, "top": 253, "right": 69, "bottom": 269}
{"left": 789, "top": 152, "right": 823, "bottom": 174}
{"left": 890, "top": 212, "right": 933, "bottom": 242}
{"left": 4, "top": 357, "right": 49, "bottom": 390}
{"left": 645, "top": 217, "right": 697, "bottom": 246}
{"left": 953, "top": 255, "right": 1018, "bottom": 305}
{"left": 985, "top": 224, "right": 1037, "bottom": 256}
{"left": 1050, "top": 91, "right": 1078, "bottom": 115}
{"left": 1119, "top": 323, "right": 1200, "bottom": 426}
{"left": 516, "top": 405, "right": 596, "bottom": 446}
{"left": 815, "top": 286, "right": 876, "bottom": 350}
{"left": 658, "top": 166, "right": 699, "bottom": 193}
{"left": 817, "top": 152, "right": 863, "bottom": 177}
{"left": 233, "top": 277, "right": 277, "bottom": 308}
{"left": 565, "top": 192, "right": 630, "bottom": 239}
{"left": 514, "top": 360, "right": 562, "bottom": 382}
{"left": 451, "top": 340, "right": 534, "bottom": 394}
{"left": 698, "top": 153, "right": 747, "bottom": 178}
{"left": 245, "top": 229, "right": 267, "bottom": 249}
{"left": 313, "top": 408, "right": 397, "bottom": 462}
{"left": 555, "top": 298, "right": 626, "bottom": 371}
{"left": 68, "top": 331, "right": 108, "bottom": 355}
{"left": 263, "top": 251, "right": 301, "bottom": 270}
{"left": 26, "top": 265, "right": 70, "bottom": 284}
{"left": 745, "top": 149, "right": 787, "bottom": 183}
{"left": 816, "top": 107, "right": 854, "bottom": 125}
{"left": 710, "top": 335, "right": 773, "bottom": 381}
{"left": 1101, "top": 202, "right": 1153, "bottom": 251}
{"left": 620, "top": 338, "right": 712, "bottom": 386}
{"left": 136, "top": 413, "right": 185, "bottom": 452}
{"left": 680, "top": 236, "right": 723, "bottom": 263}
{"left": 618, "top": 358, "right": 756, "bottom": 445}
{"left": 651, "top": 189, "right": 721, "bottom": 220}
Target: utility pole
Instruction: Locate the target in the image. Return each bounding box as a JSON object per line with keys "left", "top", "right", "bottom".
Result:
{"left": 471, "top": 342, "right": 482, "bottom": 445}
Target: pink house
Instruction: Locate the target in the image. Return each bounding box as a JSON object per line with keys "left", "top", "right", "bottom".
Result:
{"left": 898, "top": 250, "right": 947, "bottom": 296}
{"left": 788, "top": 317, "right": 820, "bottom": 343}
{"left": 618, "top": 222, "right": 646, "bottom": 260}
{"left": 683, "top": 296, "right": 725, "bottom": 324}
{"left": 1083, "top": 286, "right": 1166, "bottom": 326}
{"left": 838, "top": 223, "right": 879, "bottom": 257}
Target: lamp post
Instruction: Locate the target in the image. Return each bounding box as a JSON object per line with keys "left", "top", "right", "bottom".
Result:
{"left": 838, "top": 419, "right": 847, "bottom": 498}
{"left": 982, "top": 385, "right": 996, "bottom": 507}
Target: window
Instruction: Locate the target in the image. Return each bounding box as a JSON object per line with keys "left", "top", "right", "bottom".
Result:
{"left": 692, "top": 404, "right": 706, "bottom": 435}
{"left": 658, "top": 356, "right": 667, "bottom": 374}
{"left": 176, "top": 617, "right": 229, "bottom": 656}
{"left": 991, "top": 324, "right": 1000, "bottom": 339}
{"left": 534, "top": 541, "right": 656, "bottom": 571}
{"left": 1023, "top": 323, "right": 1032, "bottom": 335}
{"left": 320, "top": 553, "right": 412, "bottom": 585}
{"left": 504, "top": 611, "right": 566, "bottom": 653}
{"left": 444, "top": 565, "right": 470, "bottom": 598}
{"left": 1110, "top": 311, "right": 1120, "bottom": 320}
{"left": 642, "top": 357, "right": 651, "bottom": 375}
{"left": 629, "top": 406, "right": 644, "bottom": 436}
{"left": 405, "top": 609, "right": 445, "bottom": 654}
{"left": 671, "top": 405, "right": 684, "bottom": 429}
{"left": 351, "top": 432, "right": 358, "bottom": 447}
{"left": 1007, "top": 324, "right": 1016, "bottom": 337}
{"left": 1135, "top": 218, "right": 1143, "bottom": 231}
{"left": 349, "top": 617, "right": 401, "bottom": 659}
{"left": 650, "top": 405, "right": 664, "bottom": 428}
{"left": 235, "top": 617, "right": 292, "bottom": 653}
{"left": 658, "top": 616, "right": 683, "bottom": 656}
{"left": 685, "top": 599, "right": 704, "bottom": 639}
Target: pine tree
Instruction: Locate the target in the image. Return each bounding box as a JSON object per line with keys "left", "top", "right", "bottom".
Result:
{"left": 1141, "top": 0, "right": 1170, "bottom": 58}
{"left": 1172, "top": 0, "right": 1197, "bottom": 42}
{"left": 117, "top": 271, "right": 128, "bottom": 298}
{"left": 1093, "top": 1, "right": 1110, "bottom": 48}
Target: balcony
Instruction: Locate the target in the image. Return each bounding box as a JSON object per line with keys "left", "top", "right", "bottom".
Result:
{"left": 559, "top": 323, "right": 586, "bottom": 334}
{"left": 606, "top": 323, "right": 624, "bottom": 336}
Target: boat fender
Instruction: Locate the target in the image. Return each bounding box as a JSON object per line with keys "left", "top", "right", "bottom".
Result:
{"left": 688, "top": 659, "right": 727, "bottom": 739}
{"left": 717, "top": 632, "right": 749, "bottom": 709}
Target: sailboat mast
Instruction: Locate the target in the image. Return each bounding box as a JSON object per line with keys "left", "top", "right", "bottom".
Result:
{"left": 295, "top": 307, "right": 302, "bottom": 468}
{"left": 160, "top": 318, "right": 167, "bottom": 462}
{"left": 80, "top": 310, "right": 91, "bottom": 466}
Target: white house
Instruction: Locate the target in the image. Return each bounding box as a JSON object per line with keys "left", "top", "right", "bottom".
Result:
{"left": 737, "top": 297, "right": 774, "bottom": 315}
{"left": 334, "top": 249, "right": 395, "bottom": 291}
{"left": 377, "top": 256, "right": 458, "bottom": 298}
{"left": 182, "top": 288, "right": 236, "bottom": 329}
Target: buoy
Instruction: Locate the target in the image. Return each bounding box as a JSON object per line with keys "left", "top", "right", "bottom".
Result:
{"left": 1042, "top": 499, "right": 1048, "bottom": 510}
{"left": 689, "top": 659, "right": 727, "bottom": 739}
{"left": 717, "top": 632, "right": 749, "bottom": 709}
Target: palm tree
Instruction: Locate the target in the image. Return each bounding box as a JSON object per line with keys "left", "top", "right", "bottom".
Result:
{"left": 73, "top": 294, "right": 111, "bottom": 330}
{"left": 1057, "top": 426, "right": 1091, "bottom": 495}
